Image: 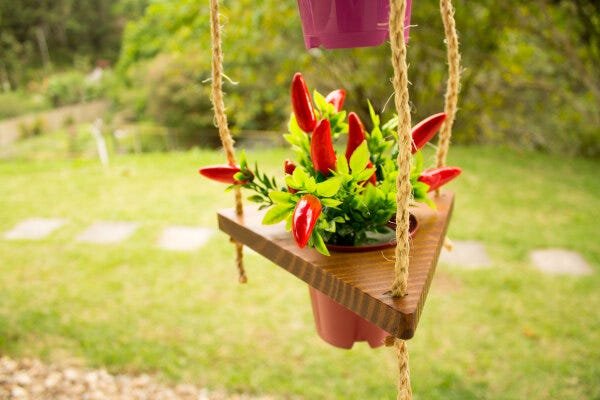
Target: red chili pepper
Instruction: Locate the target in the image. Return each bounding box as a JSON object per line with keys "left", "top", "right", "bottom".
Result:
{"left": 199, "top": 164, "right": 249, "bottom": 184}
{"left": 418, "top": 167, "right": 462, "bottom": 192}
{"left": 284, "top": 159, "right": 298, "bottom": 193}
{"left": 345, "top": 112, "right": 366, "bottom": 161}
{"left": 284, "top": 159, "right": 296, "bottom": 175}
{"left": 325, "top": 89, "right": 346, "bottom": 112}
{"left": 292, "top": 194, "right": 322, "bottom": 248}
{"left": 411, "top": 113, "right": 446, "bottom": 154}
{"left": 291, "top": 73, "right": 316, "bottom": 133}
{"left": 311, "top": 119, "right": 337, "bottom": 176}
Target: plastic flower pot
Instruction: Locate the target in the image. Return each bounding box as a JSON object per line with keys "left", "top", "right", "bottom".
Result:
{"left": 309, "top": 286, "right": 389, "bottom": 349}
{"left": 309, "top": 214, "right": 418, "bottom": 348}
{"left": 297, "top": 0, "right": 412, "bottom": 49}
{"left": 326, "top": 213, "right": 418, "bottom": 253}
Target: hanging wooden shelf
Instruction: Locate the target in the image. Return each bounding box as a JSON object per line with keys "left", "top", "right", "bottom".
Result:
{"left": 218, "top": 191, "right": 454, "bottom": 340}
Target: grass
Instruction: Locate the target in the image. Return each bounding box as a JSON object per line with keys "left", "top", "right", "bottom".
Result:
{"left": 0, "top": 142, "right": 599, "bottom": 399}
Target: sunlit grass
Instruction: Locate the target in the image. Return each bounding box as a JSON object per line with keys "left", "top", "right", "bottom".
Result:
{"left": 0, "top": 145, "right": 598, "bottom": 399}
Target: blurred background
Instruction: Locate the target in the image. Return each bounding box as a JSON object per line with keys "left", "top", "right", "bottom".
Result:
{"left": 0, "top": 1, "right": 598, "bottom": 399}
{"left": 1, "top": 0, "right": 598, "bottom": 155}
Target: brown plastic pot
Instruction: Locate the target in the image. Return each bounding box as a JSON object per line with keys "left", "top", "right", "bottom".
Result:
{"left": 309, "top": 287, "right": 388, "bottom": 349}
{"left": 310, "top": 213, "right": 419, "bottom": 349}
{"left": 326, "top": 213, "right": 418, "bottom": 253}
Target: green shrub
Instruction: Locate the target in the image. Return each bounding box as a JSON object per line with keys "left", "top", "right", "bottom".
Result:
{"left": 45, "top": 70, "right": 110, "bottom": 107}
{"left": 0, "top": 91, "right": 50, "bottom": 119}
{"left": 143, "top": 53, "right": 220, "bottom": 147}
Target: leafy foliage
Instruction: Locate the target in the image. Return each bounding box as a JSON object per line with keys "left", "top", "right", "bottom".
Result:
{"left": 113, "top": 0, "right": 599, "bottom": 157}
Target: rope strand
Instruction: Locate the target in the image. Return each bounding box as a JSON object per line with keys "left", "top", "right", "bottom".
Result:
{"left": 389, "top": 0, "right": 412, "bottom": 299}
{"left": 395, "top": 339, "right": 413, "bottom": 400}
{"left": 435, "top": 0, "right": 461, "bottom": 168}
{"left": 209, "top": 0, "right": 246, "bottom": 282}
{"left": 389, "top": 1, "right": 413, "bottom": 398}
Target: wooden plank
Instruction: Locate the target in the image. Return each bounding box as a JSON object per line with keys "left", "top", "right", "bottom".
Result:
{"left": 218, "top": 192, "right": 454, "bottom": 340}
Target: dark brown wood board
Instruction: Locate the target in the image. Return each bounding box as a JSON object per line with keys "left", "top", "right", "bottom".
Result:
{"left": 217, "top": 192, "right": 454, "bottom": 340}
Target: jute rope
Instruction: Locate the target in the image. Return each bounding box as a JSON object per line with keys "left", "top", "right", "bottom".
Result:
{"left": 435, "top": 0, "right": 461, "bottom": 169}
{"left": 389, "top": 0, "right": 412, "bottom": 300}
{"left": 389, "top": 0, "right": 413, "bottom": 398}
{"left": 395, "top": 338, "right": 413, "bottom": 400}
{"left": 209, "top": 0, "right": 247, "bottom": 283}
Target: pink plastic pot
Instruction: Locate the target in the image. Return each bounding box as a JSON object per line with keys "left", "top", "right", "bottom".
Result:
{"left": 297, "top": 0, "right": 412, "bottom": 49}
{"left": 309, "top": 287, "right": 389, "bottom": 349}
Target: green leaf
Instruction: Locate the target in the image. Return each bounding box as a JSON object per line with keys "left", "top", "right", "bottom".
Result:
{"left": 349, "top": 140, "right": 370, "bottom": 175}
{"left": 356, "top": 168, "right": 376, "bottom": 182}
{"left": 304, "top": 176, "right": 317, "bottom": 193}
{"left": 247, "top": 195, "right": 264, "bottom": 203}
{"left": 292, "top": 166, "right": 309, "bottom": 186}
{"left": 321, "top": 198, "right": 342, "bottom": 207}
{"left": 313, "top": 90, "right": 327, "bottom": 112}
{"left": 262, "top": 204, "right": 293, "bottom": 225}
{"left": 269, "top": 191, "right": 292, "bottom": 204}
{"left": 367, "top": 100, "right": 380, "bottom": 127}
{"left": 336, "top": 155, "right": 349, "bottom": 175}
{"left": 285, "top": 175, "right": 298, "bottom": 189}
{"left": 316, "top": 177, "right": 342, "bottom": 197}
{"left": 382, "top": 115, "right": 398, "bottom": 132}
{"left": 312, "top": 231, "right": 330, "bottom": 256}
{"left": 239, "top": 150, "right": 248, "bottom": 169}
{"left": 233, "top": 172, "right": 246, "bottom": 181}
{"left": 287, "top": 113, "right": 304, "bottom": 136}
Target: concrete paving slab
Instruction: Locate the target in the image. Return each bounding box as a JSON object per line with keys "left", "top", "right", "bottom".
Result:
{"left": 3, "top": 218, "right": 66, "bottom": 240}
{"left": 76, "top": 221, "right": 139, "bottom": 244}
{"left": 530, "top": 248, "right": 593, "bottom": 276}
{"left": 157, "top": 226, "right": 213, "bottom": 251}
{"left": 439, "top": 240, "right": 492, "bottom": 269}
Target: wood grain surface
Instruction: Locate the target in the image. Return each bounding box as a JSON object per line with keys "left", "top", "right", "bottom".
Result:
{"left": 218, "top": 192, "right": 454, "bottom": 340}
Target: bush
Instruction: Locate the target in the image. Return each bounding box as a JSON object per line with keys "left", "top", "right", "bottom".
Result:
{"left": 45, "top": 70, "right": 110, "bottom": 107}
{"left": 0, "top": 91, "right": 50, "bottom": 119}
{"left": 143, "top": 53, "right": 219, "bottom": 147}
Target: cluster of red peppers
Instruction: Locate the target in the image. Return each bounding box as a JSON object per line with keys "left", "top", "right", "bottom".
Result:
{"left": 199, "top": 72, "right": 462, "bottom": 253}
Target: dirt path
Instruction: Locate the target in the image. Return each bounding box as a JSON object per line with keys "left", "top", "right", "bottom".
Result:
{"left": 0, "top": 357, "right": 274, "bottom": 400}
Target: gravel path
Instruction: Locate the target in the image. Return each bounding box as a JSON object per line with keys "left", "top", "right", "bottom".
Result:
{"left": 0, "top": 357, "right": 273, "bottom": 400}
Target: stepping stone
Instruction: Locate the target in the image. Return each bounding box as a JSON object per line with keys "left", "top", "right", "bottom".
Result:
{"left": 530, "top": 249, "right": 593, "bottom": 276}
{"left": 439, "top": 240, "right": 492, "bottom": 269}
{"left": 3, "top": 218, "right": 66, "bottom": 240}
{"left": 76, "top": 221, "right": 139, "bottom": 244}
{"left": 157, "top": 226, "right": 213, "bottom": 251}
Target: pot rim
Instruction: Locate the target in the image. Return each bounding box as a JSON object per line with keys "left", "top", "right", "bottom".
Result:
{"left": 326, "top": 213, "right": 418, "bottom": 253}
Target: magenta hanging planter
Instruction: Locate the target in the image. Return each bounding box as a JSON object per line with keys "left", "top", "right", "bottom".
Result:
{"left": 309, "top": 287, "right": 389, "bottom": 349}
{"left": 297, "top": 0, "right": 413, "bottom": 49}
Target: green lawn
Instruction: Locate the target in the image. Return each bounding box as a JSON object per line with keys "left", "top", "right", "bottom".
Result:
{"left": 0, "top": 143, "right": 599, "bottom": 399}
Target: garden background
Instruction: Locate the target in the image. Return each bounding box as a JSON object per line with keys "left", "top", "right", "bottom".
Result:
{"left": 0, "top": 1, "right": 599, "bottom": 399}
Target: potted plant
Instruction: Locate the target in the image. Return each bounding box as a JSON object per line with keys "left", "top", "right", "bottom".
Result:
{"left": 199, "top": 73, "right": 461, "bottom": 348}
{"left": 297, "top": 0, "right": 413, "bottom": 49}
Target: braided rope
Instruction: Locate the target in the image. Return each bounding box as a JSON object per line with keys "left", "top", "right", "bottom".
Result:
{"left": 389, "top": 0, "right": 413, "bottom": 398}
{"left": 209, "top": 0, "right": 247, "bottom": 283}
{"left": 435, "top": 0, "right": 461, "bottom": 168}
{"left": 390, "top": 0, "right": 412, "bottom": 299}
{"left": 395, "top": 338, "right": 413, "bottom": 400}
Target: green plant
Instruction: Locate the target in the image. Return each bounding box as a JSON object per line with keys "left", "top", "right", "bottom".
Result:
{"left": 200, "top": 73, "right": 461, "bottom": 255}
{"left": 0, "top": 91, "right": 50, "bottom": 119}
